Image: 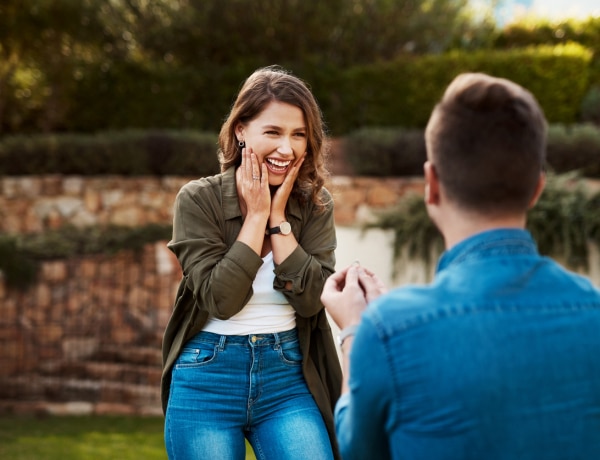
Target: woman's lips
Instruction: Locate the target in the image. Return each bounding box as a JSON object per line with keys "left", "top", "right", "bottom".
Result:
{"left": 266, "top": 158, "right": 291, "bottom": 175}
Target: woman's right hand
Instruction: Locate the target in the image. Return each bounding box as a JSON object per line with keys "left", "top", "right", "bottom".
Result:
{"left": 236, "top": 147, "right": 270, "bottom": 220}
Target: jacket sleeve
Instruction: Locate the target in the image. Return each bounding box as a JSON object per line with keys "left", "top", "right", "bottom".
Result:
{"left": 167, "top": 181, "right": 263, "bottom": 320}
{"left": 274, "top": 188, "right": 337, "bottom": 318}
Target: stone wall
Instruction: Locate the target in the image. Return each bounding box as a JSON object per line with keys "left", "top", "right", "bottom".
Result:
{"left": 0, "top": 174, "right": 422, "bottom": 416}
{"left": 2, "top": 175, "right": 598, "bottom": 416}
{"left": 0, "top": 175, "right": 424, "bottom": 233}
{"left": 0, "top": 241, "right": 182, "bottom": 415}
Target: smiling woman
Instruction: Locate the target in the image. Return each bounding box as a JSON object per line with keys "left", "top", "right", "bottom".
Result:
{"left": 161, "top": 65, "right": 342, "bottom": 460}
{"left": 235, "top": 100, "right": 305, "bottom": 187}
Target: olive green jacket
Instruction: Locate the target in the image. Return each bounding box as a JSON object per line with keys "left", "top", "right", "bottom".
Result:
{"left": 161, "top": 167, "right": 342, "bottom": 458}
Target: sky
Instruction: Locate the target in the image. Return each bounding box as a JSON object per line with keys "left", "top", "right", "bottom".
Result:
{"left": 496, "top": 0, "right": 600, "bottom": 23}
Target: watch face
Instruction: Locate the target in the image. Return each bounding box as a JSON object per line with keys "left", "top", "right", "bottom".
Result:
{"left": 280, "top": 221, "right": 292, "bottom": 235}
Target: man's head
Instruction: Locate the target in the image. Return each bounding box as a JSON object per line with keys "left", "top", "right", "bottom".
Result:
{"left": 425, "top": 73, "right": 547, "bottom": 218}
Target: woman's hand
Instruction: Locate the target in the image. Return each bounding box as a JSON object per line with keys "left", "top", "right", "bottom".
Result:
{"left": 236, "top": 147, "right": 270, "bottom": 220}
{"left": 270, "top": 153, "right": 306, "bottom": 224}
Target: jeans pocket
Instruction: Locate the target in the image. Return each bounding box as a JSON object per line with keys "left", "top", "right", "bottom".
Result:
{"left": 174, "top": 343, "right": 216, "bottom": 368}
{"left": 278, "top": 339, "right": 303, "bottom": 365}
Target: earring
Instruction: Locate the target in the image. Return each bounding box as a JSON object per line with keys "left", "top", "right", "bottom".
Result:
{"left": 238, "top": 140, "right": 245, "bottom": 148}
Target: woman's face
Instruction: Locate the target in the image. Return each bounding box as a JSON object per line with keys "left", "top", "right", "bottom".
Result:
{"left": 236, "top": 101, "right": 307, "bottom": 187}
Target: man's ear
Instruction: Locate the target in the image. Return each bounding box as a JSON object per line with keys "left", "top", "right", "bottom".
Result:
{"left": 424, "top": 161, "right": 440, "bottom": 205}
{"left": 527, "top": 172, "right": 546, "bottom": 209}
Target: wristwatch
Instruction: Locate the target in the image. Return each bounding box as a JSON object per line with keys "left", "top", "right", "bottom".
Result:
{"left": 338, "top": 324, "right": 359, "bottom": 346}
{"left": 266, "top": 221, "right": 292, "bottom": 236}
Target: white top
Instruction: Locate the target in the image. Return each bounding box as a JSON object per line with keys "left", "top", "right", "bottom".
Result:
{"left": 202, "top": 252, "right": 296, "bottom": 335}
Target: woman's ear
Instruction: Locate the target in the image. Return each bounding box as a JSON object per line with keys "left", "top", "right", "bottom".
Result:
{"left": 234, "top": 123, "right": 244, "bottom": 142}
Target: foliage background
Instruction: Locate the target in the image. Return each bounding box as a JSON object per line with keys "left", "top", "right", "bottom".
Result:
{"left": 1, "top": 1, "right": 600, "bottom": 265}
{"left": 1, "top": 1, "right": 599, "bottom": 136}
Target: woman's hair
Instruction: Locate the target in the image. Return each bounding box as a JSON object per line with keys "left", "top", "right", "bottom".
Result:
{"left": 425, "top": 73, "right": 547, "bottom": 215}
{"left": 218, "top": 65, "right": 330, "bottom": 209}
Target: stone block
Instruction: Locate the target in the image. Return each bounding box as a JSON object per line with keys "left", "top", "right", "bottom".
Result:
{"left": 367, "top": 184, "right": 399, "bottom": 206}
{"left": 62, "top": 337, "right": 100, "bottom": 360}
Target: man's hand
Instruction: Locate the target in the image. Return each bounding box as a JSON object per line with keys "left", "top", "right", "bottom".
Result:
{"left": 321, "top": 263, "right": 387, "bottom": 330}
{"left": 358, "top": 265, "right": 388, "bottom": 304}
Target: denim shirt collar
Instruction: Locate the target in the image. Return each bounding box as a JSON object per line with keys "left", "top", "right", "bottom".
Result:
{"left": 436, "top": 228, "right": 538, "bottom": 274}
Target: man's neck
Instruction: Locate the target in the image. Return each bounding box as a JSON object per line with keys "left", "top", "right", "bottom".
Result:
{"left": 441, "top": 211, "right": 527, "bottom": 251}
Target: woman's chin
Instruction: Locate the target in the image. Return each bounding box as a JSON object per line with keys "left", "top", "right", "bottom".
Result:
{"left": 269, "top": 183, "right": 283, "bottom": 193}
{"left": 268, "top": 178, "right": 285, "bottom": 188}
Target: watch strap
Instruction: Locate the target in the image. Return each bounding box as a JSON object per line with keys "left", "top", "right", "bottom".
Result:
{"left": 266, "top": 221, "right": 291, "bottom": 236}
{"left": 338, "top": 324, "right": 359, "bottom": 346}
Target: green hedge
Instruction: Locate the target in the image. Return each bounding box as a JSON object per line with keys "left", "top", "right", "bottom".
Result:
{"left": 0, "top": 130, "right": 220, "bottom": 176}
{"left": 344, "top": 123, "right": 600, "bottom": 178}
{"left": 328, "top": 43, "right": 593, "bottom": 134}
{"left": 495, "top": 17, "right": 600, "bottom": 73}
{"left": 547, "top": 124, "right": 600, "bottom": 177}
{"left": 4, "top": 45, "right": 594, "bottom": 136}
{"left": 342, "top": 127, "right": 426, "bottom": 177}
{"left": 2, "top": 123, "right": 600, "bottom": 177}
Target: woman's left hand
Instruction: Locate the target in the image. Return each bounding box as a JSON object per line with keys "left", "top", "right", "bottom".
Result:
{"left": 270, "top": 153, "right": 306, "bottom": 219}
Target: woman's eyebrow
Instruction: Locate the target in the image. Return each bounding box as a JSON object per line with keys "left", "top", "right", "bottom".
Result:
{"left": 261, "top": 124, "right": 306, "bottom": 132}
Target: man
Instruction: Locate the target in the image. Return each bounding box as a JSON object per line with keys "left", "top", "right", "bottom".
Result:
{"left": 321, "top": 73, "right": 600, "bottom": 459}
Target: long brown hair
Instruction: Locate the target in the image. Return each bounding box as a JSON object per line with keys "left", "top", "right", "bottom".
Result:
{"left": 218, "top": 65, "right": 330, "bottom": 209}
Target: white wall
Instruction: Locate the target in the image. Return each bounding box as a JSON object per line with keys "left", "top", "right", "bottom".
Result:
{"left": 329, "top": 226, "right": 434, "bottom": 350}
{"left": 334, "top": 226, "right": 436, "bottom": 288}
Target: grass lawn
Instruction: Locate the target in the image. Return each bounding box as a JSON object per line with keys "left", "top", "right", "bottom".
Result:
{"left": 0, "top": 415, "right": 256, "bottom": 459}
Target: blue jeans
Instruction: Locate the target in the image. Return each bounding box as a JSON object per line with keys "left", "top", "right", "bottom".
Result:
{"left": 164, "top": 328, "right": 334, "bottom": 460}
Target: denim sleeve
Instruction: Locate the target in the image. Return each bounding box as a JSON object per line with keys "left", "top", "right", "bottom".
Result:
{"left": 334, "top": 316, "right": 393, "bottom": 460}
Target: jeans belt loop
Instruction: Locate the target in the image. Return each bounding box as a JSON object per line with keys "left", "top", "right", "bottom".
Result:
{"left": 217, "top": 335, "right": 226, "bottom": 351}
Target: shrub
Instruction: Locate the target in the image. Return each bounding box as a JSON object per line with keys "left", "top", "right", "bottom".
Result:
{"left": 0, "top": 223, "right": 173, "bottom": 289}
{"left": 527, "top": 172, "right": 590, "bottom": 268}
{"left": 367, "top": 173, "right": 600, "bottom": 275}
{"left": 0, "top": 235, "right": 38, "bottom": 288}
{"left": 342, "top": 127, "right": 426, "bottom": 177}
{"left": 546, "top": 124, "right": 600, "bottom": 177}
{"left": 328, "top": 44, "right": 593, "bottom": 134}
{"left": 580, "top": 86, "right": 600, "bottom": 124}
{"left": 364, "top": 191, "right": 442, "bottom": 274}
{"left": 0, "top": 130, "right": 220, "bottom": 176}
{"left": 346, "top": 124, "right": 600, "bottom": 178}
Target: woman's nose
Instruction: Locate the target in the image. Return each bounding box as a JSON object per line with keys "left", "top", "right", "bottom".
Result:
{"left": 278, "top": 137, "right": 293, "bottom": 154}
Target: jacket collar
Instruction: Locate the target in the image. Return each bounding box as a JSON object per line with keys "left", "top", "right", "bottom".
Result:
{"left": 221, "top": 167, "right": 242, "bottom": 221}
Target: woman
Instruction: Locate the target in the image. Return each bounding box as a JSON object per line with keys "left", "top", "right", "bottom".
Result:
{"left": 162, "top": 66, "right": 342, "bottom": 459}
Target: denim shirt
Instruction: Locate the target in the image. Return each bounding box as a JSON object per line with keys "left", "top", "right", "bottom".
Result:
{"left": 335, "top": 229, "right": 600, "bottom": 460}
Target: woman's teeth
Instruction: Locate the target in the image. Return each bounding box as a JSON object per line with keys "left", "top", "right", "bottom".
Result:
{"left": 266, "top": 158, "right": 291, "bottom": 170}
